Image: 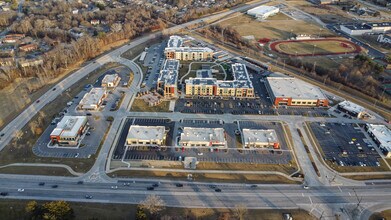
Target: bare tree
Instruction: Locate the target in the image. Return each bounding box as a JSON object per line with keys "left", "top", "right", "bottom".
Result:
{"left": 139, "top": 195, "right": 166, "bottom": 217}
{"left": 233, "top": 204, "right": 248, "bottom": 220}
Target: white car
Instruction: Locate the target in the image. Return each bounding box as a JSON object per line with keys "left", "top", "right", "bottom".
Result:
{"left": 111, "top": 186, "right": 118, "bottom": 189}
{"left": 197, "top": 153, "right": 203, "bottom": 156}
{"left": 303, "top": 185, "right": 309, "bottom": 190}
{"left": 17, "top": 188, "right": 24, "bottom": 192}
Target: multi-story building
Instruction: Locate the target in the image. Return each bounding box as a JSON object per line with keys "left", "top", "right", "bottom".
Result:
{"left": 179, "top": 127, "right": 227, "bottom": 148}
{"left": 126, "top": 125, "right": 166, "bottom": 146}
{"left": 78, "top": 88, "right": 107, "bottom": 110}
{"left": 167, "top": 35, "right": 183, "bottom": 48}
{"left": 165, "top": 47, "right": 213, "bottom": 61}
{"left": 365, "top": 124, "right": 391, "bottom": 157}
{"left": 102, "top": 74, "right": 121, "bottom": 88}
{"left": 265, "top": 76, "right": 328, "bottom": 107}
{"left": 50, "top": 116, "right": 88, "bottom": 146}
{"left": 157, "top": 59, "right": 179, "bottom": 98}
{"left": 242, "top": 129, "right": 279, "bottom": 149}
{"left": 185, "top": 63, "right": 254, "bottom": 98}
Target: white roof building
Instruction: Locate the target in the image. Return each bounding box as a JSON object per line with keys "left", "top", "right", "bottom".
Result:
{"left": 265, "top": 76, "right": 328, "bottom": 107}
{"left": 180, "top": 127, "right": 227, "bottom": 148}
{"left": 242, "top": 129, "right": 279, "bottom": 148}
{"left": 366, "top": 124, "right": 391, "bottom": 157}
{"left": 247, "top": 5, "right": 279, "bottom": 19}
{"left": 126, "top": 125, "right": 166, "bottom": 146}
{"left": 79, "top": 88, "right": 107, "bottom": 110}
{"left": 167, "top": 35, "right": 183, "bottom": 48}
{"left": 337, "top": 100, "right": 370, "bottom": 119}
{"left": 50, "top": 116, "right": 88, "bottom": 146}
{"left": 102, "top": 74, "right": 121, "bottom": 88}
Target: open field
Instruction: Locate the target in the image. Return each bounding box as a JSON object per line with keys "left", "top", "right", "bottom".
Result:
{"left": 0, "top": 199, "right": 315, "bottom": 220}
{"left": 270, "top": 38, "right": 361, "bottom": 56}
{"left": 111, "top": 170, "right": 299, "bottom": 184}
{"left": 130, "top": 99, "right": 171, "bottom": 112}
{"left": 218, "top": 14, "right": 332, "bottom": 40}
{"left": 0, "top": 63, "right": 120, "bottom": 175}
{"left": 0, "top": 166, "right": 75, "bottom": 177}
{"left": 370, "top": 210, "right": 391, "bottom": 220}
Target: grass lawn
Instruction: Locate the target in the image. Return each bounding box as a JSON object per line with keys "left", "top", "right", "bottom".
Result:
{"left": 218, "top": 14, "right": 332, "bottom": 40}
{"left": 130, "top": 99, "right": 171, "bottom": 112}
{"left": 121, "top": 37, "right": 162, "bottom": 61}
{"left": 196, "top": 161, "right": 297, "bottom": 175}
{"left": 0, "top": 199, "right": 315, "bottom": 220}
{"left": 0, "top": 166, "right": 75, "bottom": 177}
{"left": 0, "top": 63, "right": 119, "bottom": 175}
{"left": 370, "top": 210, "right": 391, "bottom": 220}
{"left": 111, "top": 170, "right": 299, "bottom": 184}
{"left": 275, "top": 40, "right": 357, "bottom": 56}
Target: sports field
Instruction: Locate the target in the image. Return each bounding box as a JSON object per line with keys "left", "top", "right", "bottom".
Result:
{"left": 270, "top": 38, "right": 361, "bottom": 56}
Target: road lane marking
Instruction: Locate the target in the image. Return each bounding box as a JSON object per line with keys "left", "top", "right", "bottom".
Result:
{"left": 338, "top": 186, "right": 342, "bottom": 192}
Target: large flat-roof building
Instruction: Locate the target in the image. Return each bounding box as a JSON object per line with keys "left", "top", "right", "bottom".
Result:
{"left": 102, "top": 74, "right": 121, "bottom": 88}
{"left": 165, "top": 47, "right": 213, "bottom": 61}
{"left": 126, "top": 125, "right": 166, "bottom": 146}
{"left": 365, "top": 124, "right": 391, "bottom": 157}
{"left": 242, "top": 129, "right": 279, "bottom": 149}
{"left": 79, "top": 88, "right": 107, "bottom": 110}
{"left": 337, "top": 100, "right": 370, "bottom": 119}
{"left": 185, "top": 63, "right": 254, "bottom": 98}
{"left": 50, "top": 116, "right": 88, "bottom": 146}
{"left": 265, "top": 76, "right": 328, "bottom": 107}
{"left": 340, "top": 22, "right": 391, "bottom": 36}
{"left": 179, "top": 127, "right": 227, "bottom": 148}
{"left": 247, "top": 5, "right": 279, "bottom": 19}
{"left": 157, "top": 59, "right": 179, "bottom": 98}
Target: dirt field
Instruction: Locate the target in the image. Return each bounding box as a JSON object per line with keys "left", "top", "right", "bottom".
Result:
{"left": 271, "top": 39, "right": 361, "bottom": 56}
{"left": 297, "top": 5, "right": 355, "bottom": 23}
{"left": 131, "top": 99, "right": 171, "bottom": 112}
{"left": 218, "top": 14, "right": 332, "bottom": 40}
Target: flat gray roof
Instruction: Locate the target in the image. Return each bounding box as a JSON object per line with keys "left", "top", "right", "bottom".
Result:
{"left": 266, "top": 77, "right": 327, "bottom": 100}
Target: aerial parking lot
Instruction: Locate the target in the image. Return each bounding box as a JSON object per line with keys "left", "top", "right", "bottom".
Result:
{"left": 111, "top": 118, "right": 295, "bottom": 170}
{"left": 308, "top": 122, "right": 385, "bottom": 170}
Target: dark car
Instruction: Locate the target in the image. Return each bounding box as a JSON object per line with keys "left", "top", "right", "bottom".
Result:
{"left": 147, "top": 187, "right": 154, "bottom": 191}
{"left": 36, "top": 100, "right": 40, "bottom": 103}
{"left": 152, "top": 183, "right": 159, "bottom": 187}
{"left": 215, "top": 188, "right": 222, "bottom": 192}
{"left": 176, "top": 183, "right": 183, "bottom": 187}
{"left": 0, "top": 192, "right": 8, "bottom": 196}
{"left": 250, "top": 185, "right": 257, "bottom": 188}
{"left": 51, "top": 185, "right": 58, "bottom": 188}
{"left": 77, "top": 181, "right": 83, "bottom": 185}
{"left": 86, "top": 113, "right": 92, "bottom": 116}
{"left": 52, "top": 88, "right": 57, "bottom": 91}
{"left": 85, "top": 195, "right": 93, "bottom": 199}
{"left": 38, "top": 182, "right": 45, "bottom": 186}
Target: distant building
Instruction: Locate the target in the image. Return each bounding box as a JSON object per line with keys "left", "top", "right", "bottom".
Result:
{"left": 90, "top": 19, "right": 100, "bottom": 25}
{"left": 19, "top": 43, "right": 38, "bottom": 52}
{"left": 3, "top": 34, "right": 25, "bottom": 43}
{"left": 340, "top": 22, "right": 391, "bottom": 36}
{"left": 18, "top": 58, "right": 43, "bottom": 68}
{"left": 247, "top": 5, "right": 279, "bottom": 19}
{"left": 126, "top": 125, "right": 166, "bottom": 146}
{"left": 72, "top": 9, "right": 79, "bottom": 14}
{"left": 365, "top": 124, "right": 391, "bottom": 158}
{"left": 50, "top": 116, "right": 88, "bottom": 146}
{"left": 78, "top": 88, "right": 107, "bottom": 110}
{"left": 265, "top": 76, "right": 328, "bottom": 107}
{"left": 242, "top": 129, "right": 279, "bottom": 149}
{"left": 101, "top": 74, "right": 121, "bottom": 88}
{"left": 157, "top": 59, "right": 179, "bottom": 98}
{"left": 165, "top": 47, "right": 213, "bottom": 61}
{"left": 0, "top": 57, "right": 14, "bottom": 67}
{"left": 179, "top": 127, "right": 227, "bottom": 148}
{"left": 337, "top": 100, "right": 370, "bottom": 119}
